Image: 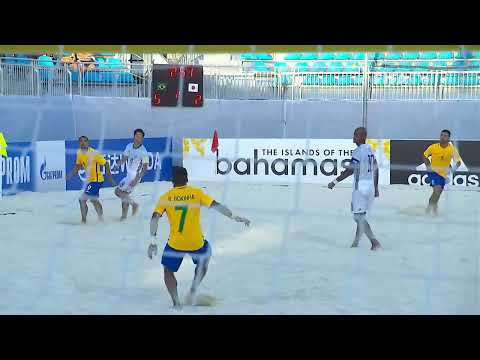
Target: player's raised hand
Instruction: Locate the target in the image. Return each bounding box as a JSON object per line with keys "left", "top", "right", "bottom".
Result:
{"left": 327, "top": 181, "right": 336, "bottom": 190}
{"left": 233, "top": 215, "right": 251, "bottom": 227}
{"left": 148, "top": 243, "right": 158, "bottom": 259}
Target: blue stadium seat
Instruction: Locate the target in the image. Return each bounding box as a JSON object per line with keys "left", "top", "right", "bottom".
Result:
{"left": 70, "top": 71, "right": 79, "bottom": 82}
{"left": 463, "top": 73, "right": 478, "bottom": 86}
{"left": 386, "top": 52, "right": 402, "bottom": 60}
{"left": 452, "top": 60, "right": 465, "bottom": 67}
{"left": 415, "top": 61, "right": 431, "bottom": 71}
{"left": 295, "top": 62, "right": 310, "bottom": 72}
{"left": 439, "top": 73, "right": 459, "bottom": 86}
{"left": 419, "top": 52, "right": 437, "bottom": 60}
{"left": 303, "top": 74, "right": 321, "bottom": 85}
{"left": 434, "top": 61, "right": 447, "bottom": 68}
{"left": 284, "top": 53, "right": 302, "bottom": 60}
{"left": 253, "top": 61, "right": 270, "bottom": 72}
{"left": 16, "top": 57, "right": 33, "bottom": 65}
{"left": 273, "top": 62, "right": 289, "bottom": 71}
{"left": 334, "top": 52, "right": 351, "bottom": 60}
{"left": 371, "top": 73, "right": 385, "bottom": 85}
{"left": 438, "top": 51, "right": 454, "bottom": 59}
{"left": 402, "top": 52, "right": 418, "bottom": 60}
{"left": 301, "top": 53, "right": 318, "bottom": 60}
{"left": 374, "top": 52, "right": 386, "bottom": 60}
{"left": 352, "top": 53, "right": 366, "bottom": 60}
{"left": 3, "top": 57, "right": 17, "bottom": 64}
{"left": 240, "top": 53, "right": 255, "bottom": 60}
{"left": 318, "top": 52, "right": 334, "bottom": 60}
{"left": 38, "top": 55, "right": 54, "bottom": 67}
{"left": 107, "top": 57, "right": 123, "bottom": 69}
{"left": 311, "top": 62, "right": 327, "bottom": 72}
{"left": 256, "top": 53, "right": 273, "bottom": 61}
{"left": 84, "top": 71, "right": 103, "bottom": 82}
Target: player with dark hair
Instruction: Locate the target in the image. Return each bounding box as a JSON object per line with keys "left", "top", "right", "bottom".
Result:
{"left": 114, "top": 129, "right": 149, "bottom": 220}
{"left": 328, "top": 127, "right": 381, "bottom": 251}
{"left": 148, "top": 166, "right": 251, "bottom": 309}
{"left": 66, "top": 136, "right": 115, "bottom": 223}
{"left": 422, "top": 129, "right": 462, "bottom": 216}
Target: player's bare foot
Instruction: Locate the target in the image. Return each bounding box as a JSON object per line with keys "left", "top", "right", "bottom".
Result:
{"left": 132, "top": 203, "right": 139, "bottom": 216}
{"left": 370, "top": 240, "right": 381, "bottom": 251}
{"left": 81, "top": 219, "right": 87, "bottom": 224}
{"left": 351, "top": 241, "right": 359, "bottom": 248}
{"left": 120, "top": 216, "right": 127, "bottom": 221}
{"left": 184, "top": 292, "right": 195, "bottom": 306}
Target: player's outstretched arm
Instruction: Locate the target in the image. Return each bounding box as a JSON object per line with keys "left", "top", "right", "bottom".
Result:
{"left": 210, "top": 200, "right": 250, "bottom": 227}
{"left": 148, "top": 212, "right": 161, "bottom": 259}
{"left": 66, "top": 164, "right": 81, "bottom": 180}
{"left": 328, "top": 167, "right": 354, "bottom": 189}
{"left": 422, "top": 154, "right": 432, "bottom": 172}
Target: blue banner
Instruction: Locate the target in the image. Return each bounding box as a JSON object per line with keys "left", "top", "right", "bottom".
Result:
{"left": 0, "top": 142, "right": 35, "bottom": 194}
{"left": 65, "top": 137, "right": 172, "bottom": 191}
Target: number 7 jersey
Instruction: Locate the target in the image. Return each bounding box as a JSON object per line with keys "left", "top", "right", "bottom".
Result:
{"left": 154, "top": 185, "right": 215, "bottom": 251}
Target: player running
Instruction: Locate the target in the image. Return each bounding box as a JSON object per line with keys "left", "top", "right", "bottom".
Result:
{"left": 66, "top": 136, "right": 115, "bottom": 224}
{"left": 422, "top": 129, "right": 462, "bottom": 216}
{"left": 328, "top": 127, "right": 381, "bottom": 251}
{"left": 114, "top": 129, "right": 149, "bottom": 220}
{"left": 148, "top": 166, "right": 251, "bottom": 309}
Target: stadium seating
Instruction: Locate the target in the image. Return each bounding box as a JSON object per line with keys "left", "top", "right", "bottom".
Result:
{"left": 284, "top": 53, "right": 303, "bottom": 60}
{"left": 402, "top": 52, "right": 418, "bottom": 60}
{"left": 301, "top": 53, "right": 318, "bottom": 60}
{"left": 419, "top": 52, "right": 436, "bottom": 60}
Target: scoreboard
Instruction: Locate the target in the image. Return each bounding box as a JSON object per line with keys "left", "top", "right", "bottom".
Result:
{"left": 151, "top": 64, "right": 203, "bottom": 107}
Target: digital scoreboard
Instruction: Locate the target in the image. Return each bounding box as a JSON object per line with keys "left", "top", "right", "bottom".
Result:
{"left": 151, "top": 64, "right": 203, "bottom": 107}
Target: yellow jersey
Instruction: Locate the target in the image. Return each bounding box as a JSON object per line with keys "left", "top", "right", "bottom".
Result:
{"left": 76, "top": 147, "right": 107, "bottom": 183}
{"left": 423, "top": 143, "right": 461, "bottom": 178}
{"left": 154, "top": 185, "right": 215, "bottom": 251}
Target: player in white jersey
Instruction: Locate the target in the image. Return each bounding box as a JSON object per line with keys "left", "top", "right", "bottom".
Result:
{"left": 114, "top": 129, "right": 150, "bottom": 220}
{"left": 328, "top": 127, "right": 381, "bottom": 251}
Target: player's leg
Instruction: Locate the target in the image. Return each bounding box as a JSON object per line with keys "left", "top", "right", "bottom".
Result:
{"left": 91, "top": 199, "right": 104, "bottom": 221}
{"left": 164, "top": 267, "right": 181, "bottom": 308}
{"left": 186, "top": 241, "right": 212, "bottom": 304}
{"left": 161, "top": 244, "right": 184, "bottom": 308}
{"left": 430, "top": 185, "right": 444, "bottom": 216}
{"left": 115, "top": 187, "right": 130, "bottom": 220}
{"left": 353, "top": 213, "right": 380, "bottom": 250}
{"left": 79, "top": 198, "right": 88, "bottom": 223}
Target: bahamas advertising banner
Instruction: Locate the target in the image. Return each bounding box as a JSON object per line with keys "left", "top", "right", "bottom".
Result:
{"left": 183, "top": 138, "right": 391, "bottom": 185}
{"left": 65, "top": 137, "right": 173, "bottom": 191}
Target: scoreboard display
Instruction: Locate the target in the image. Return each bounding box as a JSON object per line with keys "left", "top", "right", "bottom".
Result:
{"left": 151, "top": 64, "right": 203, "bottom": 108}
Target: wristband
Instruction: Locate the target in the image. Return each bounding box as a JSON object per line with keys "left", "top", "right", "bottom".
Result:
{"left": 333, "top": 179, "right": 338, "bottom": 185}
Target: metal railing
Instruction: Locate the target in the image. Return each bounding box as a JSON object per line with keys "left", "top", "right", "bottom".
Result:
{"left": 1, "top": 58, "right": 480, "bottom": 101}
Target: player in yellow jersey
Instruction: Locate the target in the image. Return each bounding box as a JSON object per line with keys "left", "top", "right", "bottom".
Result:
{"left": 422, "top": 129, "right": 462, "bottom": 216}
{"left": 148, "top": 166, "right": 250, "bottom": 308}
{"left": 66, "top": 136, "right": 115, "bottom": 223}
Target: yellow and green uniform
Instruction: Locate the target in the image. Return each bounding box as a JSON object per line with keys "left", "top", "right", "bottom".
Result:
{"left": 76, "top": 147, "right": 107, "bottom": 183}
{"left": 154, "top": 185, "right": 215, "bottom": 251}
{"left": 423, "top": 143, "right": 461, "bottom": 179}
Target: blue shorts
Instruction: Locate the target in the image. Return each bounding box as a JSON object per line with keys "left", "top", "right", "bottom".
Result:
{"left": 427, "top": 172, "right": 446, "bottom": 188}
{"left": 161, "top": 240, "right": 212, "bottom": 273}
{"left": 84, "top": 182, "right": 104, "bottom": 197}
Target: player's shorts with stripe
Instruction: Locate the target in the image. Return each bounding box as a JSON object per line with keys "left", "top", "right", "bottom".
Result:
{"left": 161, "top": 240, "right": 212, "bottom": 273}
{"left": 427, "top": 172, "right": 446, "bottom": 188}
{"left": 117, "top": 173, "right": 137, "bottom": 194}
{"left": 79, "top": 182, "right": 104, "bottom": 200}
{"left": 351, "top": 180, "right": 374, "bottom": 214}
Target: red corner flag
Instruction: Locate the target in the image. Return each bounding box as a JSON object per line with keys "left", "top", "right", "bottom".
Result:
{"left": 211, "top": 129, "right": 219, "bottom": 153}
